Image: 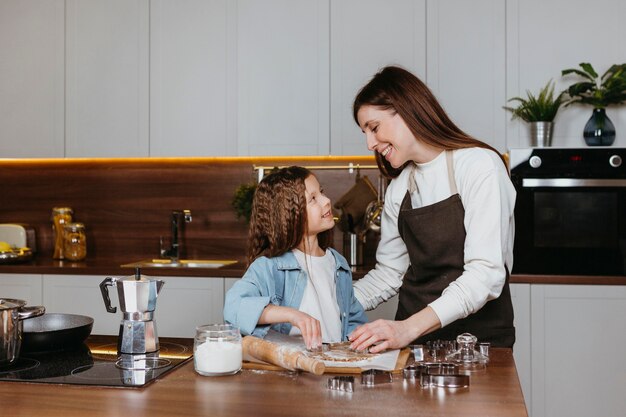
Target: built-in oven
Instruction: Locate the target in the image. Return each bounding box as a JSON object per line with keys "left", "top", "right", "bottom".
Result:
{"left": 510, "top": 148, "right": 626, "bottom": 276}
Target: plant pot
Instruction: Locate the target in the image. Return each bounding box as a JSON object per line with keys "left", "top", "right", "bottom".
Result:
{"left": 529, "top": 121, "right": 554, "bottom": 147}
{"left": 583, "top": 108, "right": 615, "bottom": 146}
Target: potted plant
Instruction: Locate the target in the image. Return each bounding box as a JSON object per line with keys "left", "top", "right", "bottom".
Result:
{"left": 231, "top": 182, "right": 256, "bottom": 224}
{"left": 504, "top": 80, "right": 564, "bottom": 147}
{"left": 561, "top": 62, "right": 626, "bottom": 146}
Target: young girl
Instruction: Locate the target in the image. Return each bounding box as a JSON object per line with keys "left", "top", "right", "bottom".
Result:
{"left": 223, "top": 166, "right": 368, "bottom": 350}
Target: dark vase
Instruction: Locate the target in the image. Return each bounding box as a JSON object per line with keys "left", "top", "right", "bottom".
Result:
{"left": 583, "top": 108, "right": 616, "bottom": 146}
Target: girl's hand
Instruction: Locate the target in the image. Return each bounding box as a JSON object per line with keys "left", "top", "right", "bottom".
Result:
{"left": 348, "top": 319, "right": 414, "bottom": 353}
{"left": 288, "top": 309, "right": 322, "bottom": 350}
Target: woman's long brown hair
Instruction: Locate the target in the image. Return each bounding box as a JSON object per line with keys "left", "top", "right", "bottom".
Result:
{"left": 247, "top": 166, "right": 332, "bottom": 266}
{"left": 353, "top": 66, "right": 505, "bottom": 178}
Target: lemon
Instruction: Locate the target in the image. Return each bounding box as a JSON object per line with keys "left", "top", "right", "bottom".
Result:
{"left": 0, "top": 241, "right": 12, "bottom": 252}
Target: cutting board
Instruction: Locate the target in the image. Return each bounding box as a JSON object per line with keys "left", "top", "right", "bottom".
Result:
{"left": 243, "top": 347, "right": 410, "bottom": 374}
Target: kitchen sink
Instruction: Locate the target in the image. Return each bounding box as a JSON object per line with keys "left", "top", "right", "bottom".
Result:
{"left": 121, "top": 259, "right": 238, "bottom": 269}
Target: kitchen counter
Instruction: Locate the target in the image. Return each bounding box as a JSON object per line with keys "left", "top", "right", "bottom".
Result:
{"left": 0, "top": 337, "right": 528, "bottom": 417}
{"left": 1, "top": 257, "right": 625, "bottom": 285}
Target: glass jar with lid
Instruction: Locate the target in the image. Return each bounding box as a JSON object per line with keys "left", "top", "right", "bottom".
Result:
{"left": 194, "top": 324, "right": 242, "bottom": 376}
{"left": 63, "top": 222, "right": 87, "bottom": 261}
{"left": 51, "top": 207, "right": 73, "bottom": 259}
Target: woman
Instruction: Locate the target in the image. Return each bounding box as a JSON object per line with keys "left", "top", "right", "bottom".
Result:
{"left": 348, "top": 66, "right": 516, "bottom": 353}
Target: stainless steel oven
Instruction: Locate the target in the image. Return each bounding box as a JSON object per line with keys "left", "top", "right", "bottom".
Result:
{"left": 510, "top": 148, "right": 626, "bottom": 276}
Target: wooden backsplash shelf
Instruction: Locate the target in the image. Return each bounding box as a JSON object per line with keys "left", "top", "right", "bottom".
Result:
{"left": 0, "top": 156, "right": 378, "bottom": 263}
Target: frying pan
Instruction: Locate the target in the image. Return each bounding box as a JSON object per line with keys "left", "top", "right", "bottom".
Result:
{"left": 21, "top": 313, "right": 94, "bottom": 353}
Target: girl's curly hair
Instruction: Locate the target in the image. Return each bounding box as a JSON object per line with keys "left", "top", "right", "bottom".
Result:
{"left": 247, "top": 166, "right": 332, "bottom": 266}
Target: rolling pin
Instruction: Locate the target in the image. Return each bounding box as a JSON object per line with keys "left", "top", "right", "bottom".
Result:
{"left": 242, "top": 336, "right": 325, "bottom": 375}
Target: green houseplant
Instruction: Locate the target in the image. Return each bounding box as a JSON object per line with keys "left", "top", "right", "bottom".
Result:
{"left": 231, "top": 182, "right": 256, "bottom": 223}
{"left": 504, "top": 80, "right": 564, "bottom": 147}
{"left": 561, "top": 62, "right": 626, "bottom": 146}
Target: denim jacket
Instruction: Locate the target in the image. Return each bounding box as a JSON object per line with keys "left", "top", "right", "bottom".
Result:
{"left": 223, "top": 248, "right": 368, "bottom": 341}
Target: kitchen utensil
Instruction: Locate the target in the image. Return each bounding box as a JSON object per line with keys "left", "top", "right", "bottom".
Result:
{"left": 0, "top": 298, "right": 45, "bottom": 366}
{"left": 360, "top": 369, "right": 392, "bottom": 386}
{"left": 445, "top": 333, "right": 488, "bottom": 371}
{"left": 100, "top": 267, "right": 165, "bottom": 354}
{"left": 420, "top": 373, "right": 470, "bottom": 388}
{"left": 0, "top": 224, "right": 36, "bottom": 250}
{"left": 334, "top": 175, "right": 377, "bottom": 233}
{"left": 242, "top": 335, "right": 325, "bottom": 375}
{"left": 411, "top": 344, "right": 425, "bottom": 361}
{"left": 0, "top": 247, "right": 33, "bottom": 264}
{"left": 363, "top": 174, "right": 386, "bottom": 233}
{"left": 327, "top": 375, "right": 354, "bottom": 392}
{"left": 21, "top": 313, "right": 93, "bottom": 353}
{"left": 342, "top": 232, "right": 363, "bottom": 266}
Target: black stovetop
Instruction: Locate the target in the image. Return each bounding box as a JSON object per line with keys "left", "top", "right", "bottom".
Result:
{"left": 0, "top": 336, "right": 193, "bottom": 388}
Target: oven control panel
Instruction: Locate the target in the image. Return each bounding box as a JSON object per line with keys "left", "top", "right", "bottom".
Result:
{"left": 509, "top": 148, "right": 626, "bottom": 178}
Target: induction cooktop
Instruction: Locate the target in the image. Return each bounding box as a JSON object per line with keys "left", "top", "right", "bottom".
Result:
{"left": 0, "top": 335, "right": 193, "bottom": 388}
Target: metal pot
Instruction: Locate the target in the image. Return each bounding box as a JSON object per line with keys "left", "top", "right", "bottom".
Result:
{"left": 0, "top": 298, "right": 45, "bottom": 366}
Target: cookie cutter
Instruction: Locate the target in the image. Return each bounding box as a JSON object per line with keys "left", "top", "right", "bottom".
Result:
{"left": 419, "top": 373, "right": 470, "bottom": 388}
{"left": 410, "top": 344, "right": 425, "bottom": 362}
{"left": 360, "top": 369, "right": 392, "bottom": 386}
{"left": 327, "top": 376, "right": 354, "bottom": 392}
{"left": 402, "top": 362, "right": 459, "bottom": 380}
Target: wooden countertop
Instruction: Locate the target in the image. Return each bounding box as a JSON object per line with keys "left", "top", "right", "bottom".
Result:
{"left": 0, "top": 346, "right": 528, "bottom": 417}
{"left": 1, "top": 257, "right": 625, "bottom": 285}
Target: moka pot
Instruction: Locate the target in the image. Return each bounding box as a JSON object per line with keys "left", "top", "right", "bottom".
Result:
{"left": 100, "top": 267, "right": 164, "bottom": 354}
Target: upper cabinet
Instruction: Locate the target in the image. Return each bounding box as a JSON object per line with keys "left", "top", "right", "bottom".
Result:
{"left": 150, "top": 0, "right": 234, "bottom": 157}
{"left": 426, "top": 0, "right": 506, "bottom": 152}
{"left": 236, "top": 0, "right": 330, "bottom": 156}
{"left": 330, "top": 0, "right": 426, "bottom": 155}
{"left": 507, "top": 0, "right": 626, "bottom": 149}
{"left": 1, "top": 1, "right": 624, "bottom": 158}
{"left": 65, "top": 0, "right": 149, "bottom": 157}
{"left": 0, "top": 0, "right": 65, "bottom": 158}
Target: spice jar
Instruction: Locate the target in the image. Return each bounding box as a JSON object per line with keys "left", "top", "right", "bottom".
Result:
{"left": 51, "top": 207, "right": 73, "bottom": 259}
{"left": 63, "top": 222, "right": 87, "bottom": 261}
{"left": 194, "top": 324, "right": 242, "bottom": 376}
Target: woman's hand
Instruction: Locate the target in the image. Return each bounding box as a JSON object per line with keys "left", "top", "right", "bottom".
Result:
{"left": 348, "top": 319, "right": 414, "bottom": 353}
{"left": 348, "top": 306, "right": 441, "bottom": 353}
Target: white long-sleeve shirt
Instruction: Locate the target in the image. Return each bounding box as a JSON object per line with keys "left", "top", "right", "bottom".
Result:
{"left": 353, "top": 147, "right": 516, "bottom": 328}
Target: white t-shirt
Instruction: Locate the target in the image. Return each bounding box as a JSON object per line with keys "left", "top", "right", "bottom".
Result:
{"left": 289, "top": 249, "right": 342, "bottom": 343}
{"left": 353, "top": 147, "right": 516, "bottom": 327}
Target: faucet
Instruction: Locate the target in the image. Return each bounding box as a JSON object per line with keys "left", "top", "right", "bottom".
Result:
{"left": 160, "top": 210, "right": 192, "bottom": 261}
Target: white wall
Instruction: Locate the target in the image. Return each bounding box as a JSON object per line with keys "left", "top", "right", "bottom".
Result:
{"left": 1, "top": 0, "right": 625, "bottom": 157}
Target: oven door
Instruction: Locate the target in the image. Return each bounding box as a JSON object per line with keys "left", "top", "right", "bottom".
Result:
{"left": 513, "top": 178, "right": 626, "bottom": 276}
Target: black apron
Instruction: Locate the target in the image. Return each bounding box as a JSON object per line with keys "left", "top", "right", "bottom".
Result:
{"left": 395, "top": 151, "right": 515, "bottom": 347}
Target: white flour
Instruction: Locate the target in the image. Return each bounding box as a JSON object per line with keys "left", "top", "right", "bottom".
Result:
{"left": 195, "top": 341, "right": 242, "bottom": 375}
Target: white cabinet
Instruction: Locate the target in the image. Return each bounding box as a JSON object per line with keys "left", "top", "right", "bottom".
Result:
{"left": 510, "top": 283, "right": 531, "bottom": 413}
{"left": 0, "top": 274, "right": 44, "bottom": 305}
{"left": 530, "top": 285, "right": 626, "bottom": 417}
{"left": 150, "top": 0, "right": 235, "bottom": 157}
{"left": 364, "top": 294, "right": 399, "bottom": 322}
{"left": 43, "top": 275, "right": 119, "bottom": 335}
{"left": 330, "top": 0, "right": 426, "bottom": 155}
{"left": 65, "top": 0, "right": 150, "bottom": 157}
{"left": 156, "top": 276, "right": 225, "bottom": 338}
{"left": 507, "top": 0, "right": 626, "bottom": 149}
{"left": 236, "top": 0, "right": 330, "bottom": 156}
{"left": 42, "top": 274, "right": 225, "bottom": 339}
{"left": 0, "top": 0, "right": 65, "bottom": 158}
{"left": 426, "top": 0, "right": 507, "bottom": 152}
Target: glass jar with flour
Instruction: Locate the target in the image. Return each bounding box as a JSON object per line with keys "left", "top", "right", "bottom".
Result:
{"left": 194, "top": 324, "right": 242, "bottom": 376}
